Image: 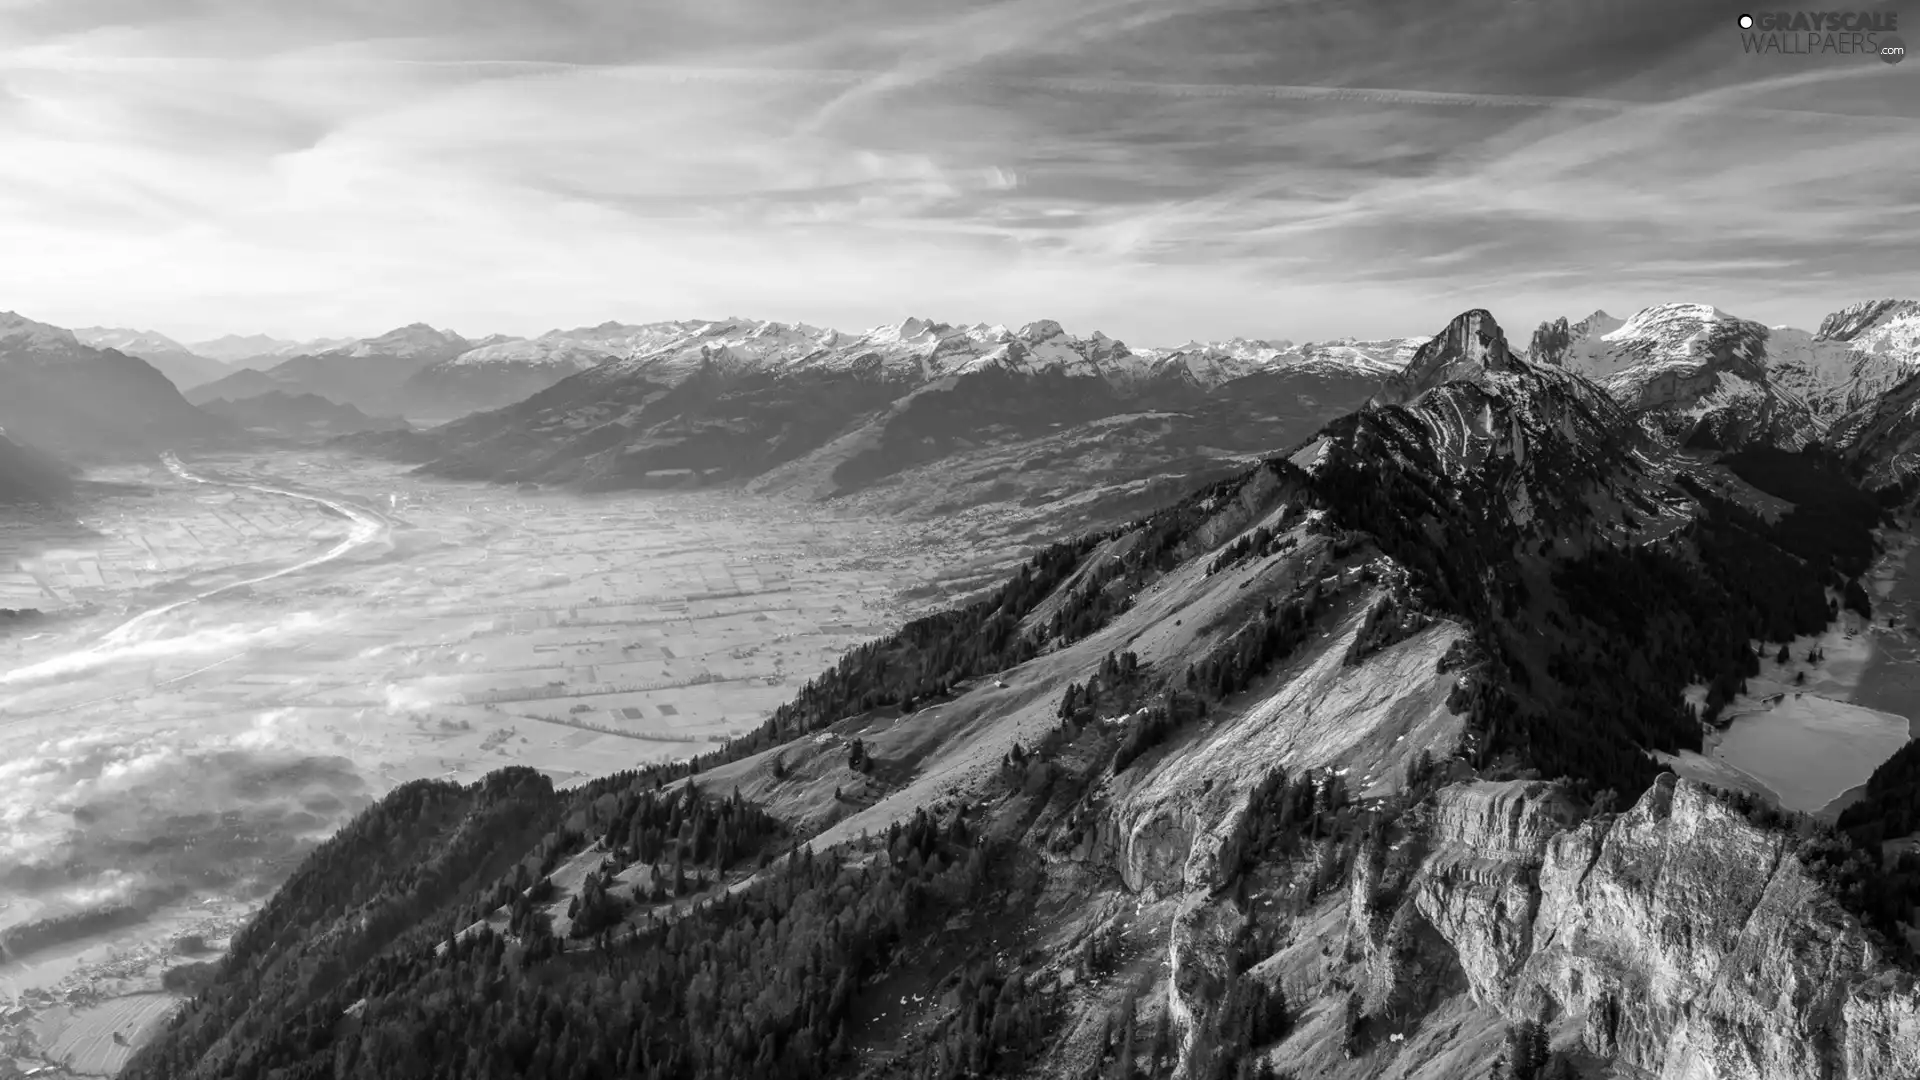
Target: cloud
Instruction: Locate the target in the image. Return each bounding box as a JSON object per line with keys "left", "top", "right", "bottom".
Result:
{"left": 0, "top": 0, "right": 1912, "bottom": 343}
{"left": 0, "top": 720, "right": 368, "bottom": 916}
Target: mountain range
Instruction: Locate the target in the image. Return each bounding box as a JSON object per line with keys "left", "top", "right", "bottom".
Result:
{"left": 69, "top": 326, "right": 236, "bottom": 391}
{"left": 16, "top": 296, "right": 1920, "bottom": 530}
{"left": 324, "top": 301, "right": 1920, "bottom": 531}
{"left": 183, "top": 321, "right": 701, "bottom": 418}
{"left": 116, "top": 306, "right": 1920, "bottom": 1080}
{"left": 0, "top": 312, "right": 232, "bottom": 465}
{"left": 339, "top": 316, "right": 1429, "bottom": 530}
{"left": 188, "top": 332, "right": 358, "bottom": 367}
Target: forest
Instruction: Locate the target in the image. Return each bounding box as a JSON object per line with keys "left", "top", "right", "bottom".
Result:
{"left": 125, "top": 771, "right": 1049, "bottom": 1080}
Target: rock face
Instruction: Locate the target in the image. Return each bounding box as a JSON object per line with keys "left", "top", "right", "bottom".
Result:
{"left": 1819, "top": 300, "right": 1920, "bottom": 346}
{"left": 1762, "top": 325, "right": 1915, "bottom": 423}
{"left": 1814, "top": 301, "right": 1920, "bottom": 493}
{"left": 1352, "top": 775, "right": 1920, "bottom": 1079}
{"left": 1831, "top": 377, "right": 1920, "bottom": 494}
{"left": 1527, "top": 310, "right": 1624, "bottom": 367}
{"left": 1375, "top": 309, "right": 1524, "bottom": 406}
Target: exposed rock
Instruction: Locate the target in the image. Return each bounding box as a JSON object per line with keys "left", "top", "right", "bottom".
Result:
{"left": 1375, "top": 309, "right": 1522, "bottom": 406}
{"left": 1819, "top": 300, "right": 1920, "bottom": 345}
{"left": 1338, "top": 775, "right": 1920, "bottom": 1080}
{"left": 1556, "top": 304, "right": 1820, "bottom": 450}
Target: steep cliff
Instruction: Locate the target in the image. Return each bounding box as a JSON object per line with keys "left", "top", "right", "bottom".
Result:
{"left": 1294, "top": 775, "right": 1920, "bottom": 1079}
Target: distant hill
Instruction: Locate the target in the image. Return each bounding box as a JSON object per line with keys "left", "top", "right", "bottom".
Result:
{"left": 70, "top": 326, "right": 234, "bottom": 391}
{"left": 186, "top": 324, "right": 481, "bottom": 414}
{"left": 188, "top": 333, "right": 357, "bottom": 370}
{"left": 200, "top": 390, "right": 412, "bottom": 440}
{"left": 0, "top": 311, "right": 232, "bottom": 461}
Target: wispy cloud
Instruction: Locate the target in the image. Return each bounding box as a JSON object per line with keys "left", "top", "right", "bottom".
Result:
{"left": 0, "top": 0, "right": 1912, "bottom": 343}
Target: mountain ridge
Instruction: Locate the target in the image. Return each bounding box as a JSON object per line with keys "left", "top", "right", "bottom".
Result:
{"left": 119, "top": 307, "right": 1920, "bottom": 1080}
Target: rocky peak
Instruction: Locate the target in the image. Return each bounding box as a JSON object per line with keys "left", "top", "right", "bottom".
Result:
{"left": 1527, "top": 310, "right": 1624, "bottom": 367}
{"left": 1817, "top": 298, "right": 1920, "bottom": 342}
{"left": 1375, "top": 309, "right": 1522, "bottom": 405}
{"left": 342, "top": 323, "right": 471, "bottom": 359}
{"left": 1017, "top": 319, "right": 1067, "bottom": 343}
{"left": 1527, "top": 316, "right": 1576, "bottom": 367}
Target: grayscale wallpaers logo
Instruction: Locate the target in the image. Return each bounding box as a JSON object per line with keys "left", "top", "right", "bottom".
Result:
{"left": 1737, "top": 10, "right": 1906, "bottom": 61}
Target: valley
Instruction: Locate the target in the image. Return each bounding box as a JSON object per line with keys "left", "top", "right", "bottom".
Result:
{"left": 0, "top": 449, "right": 1006, "bottom": 1077}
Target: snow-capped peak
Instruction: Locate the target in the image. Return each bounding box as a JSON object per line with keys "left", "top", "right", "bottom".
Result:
{"left": 339, "top": 324, "right": 471, "bottom": 359}
{"left": 1018, "top": 319, "right": 1066, "bottom": 343}
{"left": 1816, "top": 298, "right": 1920, "bottom": 343}
{"left": 72, "top": 327, "right": 194, "bottom": 356}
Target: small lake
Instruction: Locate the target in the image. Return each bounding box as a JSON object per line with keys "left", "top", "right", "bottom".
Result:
{"left": 1711, "top": 529, "right": 1920, "bottom": 817}
{"left": 1713, "top": 692, "right": 1910, "bottom": 813}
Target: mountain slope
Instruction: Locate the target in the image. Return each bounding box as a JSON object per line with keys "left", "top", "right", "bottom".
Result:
{"left": 186, "top": 324, "right": 478, "bottom": 414}
{"left": 1831, "top": 375, "right": 1920, "bottom": 497}
{"left": 0, "top": 430, "right": 75, "bottom": 503}
{"left": 1763, "top": 300, "right": 1920, "bottom": 495}
{"left": 0, "top": 312, "right": 231, "bottom": 460}
{"left": 71, "top": 326, "right": 234, "bottom": 390}
{"left": 1766, "top": 299, "right": 1920, "bottom": 423}
{"left": 123, "top": 309, "right": 1920, "bottom": 1080}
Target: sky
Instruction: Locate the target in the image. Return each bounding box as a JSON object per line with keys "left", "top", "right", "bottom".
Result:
{"left": 1, "top": 0, "right": 1915, "bottom": 347}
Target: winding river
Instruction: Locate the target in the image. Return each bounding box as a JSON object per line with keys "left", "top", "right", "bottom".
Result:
{"left": 0, "top": 453, "right": 389, "bottom": 690}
